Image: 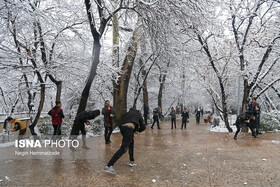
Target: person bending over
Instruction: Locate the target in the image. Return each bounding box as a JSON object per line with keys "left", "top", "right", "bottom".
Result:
{"left": 104, "top": 108, "right": 146, "bottom": 174}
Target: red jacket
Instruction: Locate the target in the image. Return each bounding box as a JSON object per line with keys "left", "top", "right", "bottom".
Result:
{"left": 48, "top": 106, "right": 64, "bottom": 125}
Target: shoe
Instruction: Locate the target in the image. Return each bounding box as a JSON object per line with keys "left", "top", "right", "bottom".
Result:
{"left": 104, "top": 166, "right": 117, "bottom": 174}
{"left": 70, "top": 146, "right": 76, "bottom": 152}
{"left": 105, "top": 141, "right": 111, "bottom": 144}
{"left": 82, "top": 145, "right": 90, "bottom": 150}
{"left": 234, "top": 136, "right": 237, "bottom": 140}
{"left": 151, "top": 127, "right": 153, "bottom": 129}
{"left": 129, "top": 161, "right": 137, "bottom": 167}
{"left": 158, "top": 128, "right": 161, "bottom": 129}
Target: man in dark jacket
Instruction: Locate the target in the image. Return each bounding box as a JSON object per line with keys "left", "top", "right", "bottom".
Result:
{"left": 143, "top": 104, "right": 149, "bottom": 125}
{"left": 102, "top": 100, "right": 114, "bottom": 144}
{"left": 170, "top": 107, "right": 176, "bottom": 129}
{"left": 69, "top": 110, "right": 100, "bottom": 151}
{"left": 151, "top": 107, "right": 160, "bottom": 129}
{"left": 181, "top": 108, "right": 189, "bottom": 129}
{"left": 247, "top": 97, "right": 261, "bottom": 135}
{"left": 104, "top": 108, "right": 146, "bottom": 174}
{"left": 234, "top": 112, "right": 257, "bottom": 139}
{"left": 196, "top": 109, "right": 201, "bottom": 124}
{"left": 48, "top": 101, "right": 64, "bottom": 140}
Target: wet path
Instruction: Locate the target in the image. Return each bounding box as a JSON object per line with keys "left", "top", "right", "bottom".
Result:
{"left": 0, "top": 117, "right": 280, "bottom": 186}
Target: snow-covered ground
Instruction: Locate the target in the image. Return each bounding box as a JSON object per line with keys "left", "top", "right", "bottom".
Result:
{"left": 209, "top": 115, "right": 237, "bottom": 133}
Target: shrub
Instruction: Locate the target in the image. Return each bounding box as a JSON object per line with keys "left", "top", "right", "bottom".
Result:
{"left": 260, "top": 111, "right": 280, "bottom": 131}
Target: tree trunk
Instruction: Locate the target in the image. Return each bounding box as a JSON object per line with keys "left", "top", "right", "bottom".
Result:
{"left": 29, "top": 84, "right": 45, "bottom": 139}
{"left": 77, "top": 37, "right": 101, "bottom": 114}
{"left": 157, "top": 64, "right": 169, "bottom": 109}
{"left": 241, "top": 82, "right": 250, "bottom": 113}
{"left": 113, "top": 23, "right": 142, "bottom": 126}
{"left": 48, "top": 74, "right": 62, "bottom": 102}
{"left": 142, "top": 68, "right": 149, "bottom": 108}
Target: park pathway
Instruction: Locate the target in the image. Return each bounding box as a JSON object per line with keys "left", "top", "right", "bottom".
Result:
{"left": 0, "top": 117, "right": 280, "bottom": 186}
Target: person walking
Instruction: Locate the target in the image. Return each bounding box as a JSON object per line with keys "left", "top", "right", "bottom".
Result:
{"left": 6, "top": 117, "right": 26, "bottom": 140}
{"left": 170, "top": 107, "right": 176, "bottom": 129}
{"left": 181, "top": 108, "right": 189, "bottom": 129}
{"left": 69, "top": 110, "right": 100, "bottom": 151}
{"left": 151, "top": 107, "right": 160, "bottom": 129}
{"left": 102, "top": 100, "right": 114, "bottom": 144}
{"left": 196, "top": 109, "right": 201, "bottom": 124}
{"left": 48, "top": 101, "right": 65, "bottom": 140}
{"left": 247, "top": 97, "right": 261, "bottom": 135}
{"left": 143, "top": 104, "right": 149, "bottom": 125}
{"left": 104, "top": 108, "right": 146, "bottom": 174}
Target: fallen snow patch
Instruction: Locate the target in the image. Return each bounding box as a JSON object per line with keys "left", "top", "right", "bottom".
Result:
{"left": 210, "top": 124, "right": 237, "bottom": 133}
{"left": 272, "top": 140, "right": 280, "bottom": 144}
{"left": 0, "top": 141, "right": 14, "bottom": 148}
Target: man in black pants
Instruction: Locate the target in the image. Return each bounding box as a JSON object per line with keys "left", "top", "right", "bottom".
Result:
{"left": 151, "top": 107, "right": 160, "bottom": 129}
{"left": 102, "top": 100, "right": 114, "bottom": 144}
{"left": 69, "top": 110, "right": 100, "bottom": 151}
{"left": 143, "top": 104, "right": 149, "bottom": 125}
{"left": 247, "top": 97, "right": 261, "bottom": 135}
{"left": 196, "top": 109, "right": 201, "bottom": 124}
{"left": 104, "top": 108, "right": 146, "bottom": 174}
{"left": 170, "top": 107, "right": 176, "bottom": 129}
{"left": 234, "top": 112, "right": 257, "bottom": 139}
{"left": 48, "top": 101, "right": 64, "bottom": 140}
{"left": 181, "top": 108, "right": 189, "bottom": 129}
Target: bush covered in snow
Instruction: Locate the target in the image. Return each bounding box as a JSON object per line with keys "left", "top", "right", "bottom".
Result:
{"left": 260, "top": 111, "right": 280, "bottom": 131}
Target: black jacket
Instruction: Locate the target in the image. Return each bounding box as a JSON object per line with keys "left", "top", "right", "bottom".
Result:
{"left": 182, "top": 112, "right": 189, "bottom": 120}
{"left": 121, "top": 108, "right": 146, "bottom": 132}
{"left": 247, "top": 103, "right": 260, "bottom": 117}
{"left": 75, "top": 110, "right": 100, "bottom": 124}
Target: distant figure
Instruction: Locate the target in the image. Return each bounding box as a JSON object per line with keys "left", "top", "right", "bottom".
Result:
{"left": 48, "top": 101, "right": 65, "bottom": 140}
{"left": 234, "top": 112, "right": 257, "bottom": 139}
{"left": 6, "top": 117, "right": 26, "bottom": 140}
{"left": 69, "top": 110, "right": 100, "bottom": 151}
{"left": 104, "top": 108, "right": 146, "bottom": 174}
{"left": 102, "top": 100, "right": 114, "bottom": 144}
{"left": 247, "top": 97, "right": 261, "bottom": 136}
{"left": 181, "top": 108, "right": 189, "bottom": 129}
{"left": 196, "top": 109, "right": 201, "bottom": 124}
{"left": 170, "top": 107, "right": 176, "bottom": 129}
{"left": 143, "top": 104, "right": 150, "bottom": 125}
{"left": 201, "top": 109, "right": 204, "bottom": 117}
{"left": 151, "top": 107, "right": 160, "bottom": 129}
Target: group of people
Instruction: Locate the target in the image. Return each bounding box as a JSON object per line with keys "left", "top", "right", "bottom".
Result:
{"left": 234, "top": 97, "right": 261, "bottom": 139}
{"left": 4, "top": 97, "right": 262, "bottom": 174}
{"left": 150, "top": 106, "right": 190, "bottom": 129}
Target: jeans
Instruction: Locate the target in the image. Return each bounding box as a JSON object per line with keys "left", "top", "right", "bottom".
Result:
{"left": 70, "top": 120, "right": 87, "bottom": 146}
{"left": 105, "top": 126, "right": 113, "bottom": 142}
{"left": 52, "top": 124, "right": 61, "bottom": 140}
{"left": 151, "top": 116, "right": 160, "bottom": 129}
{"left": 107, "top": 126, "right": 134, "bottom": 167}
{"left": 181, "top": 119, "right": 188, "bottom": 129}
{"left": 171, "top": 118, "right": 176, "bottom": 129}
{"left": 18, "top": 129, "right": 26, "bottom": 140}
